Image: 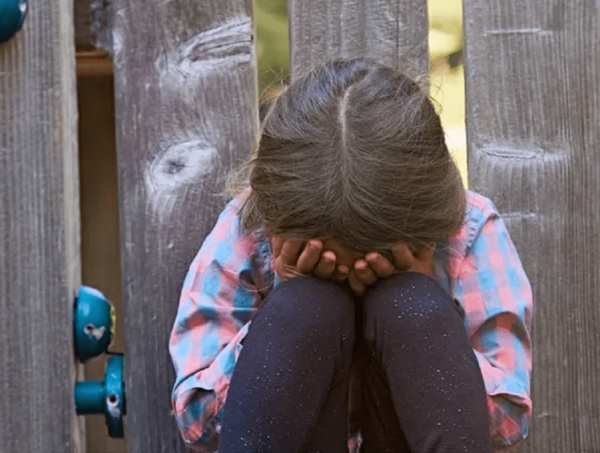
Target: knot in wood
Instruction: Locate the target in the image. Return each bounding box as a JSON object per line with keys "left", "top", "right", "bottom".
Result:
{"left": 144, "top": 140, "right": 217, "bottom": 217}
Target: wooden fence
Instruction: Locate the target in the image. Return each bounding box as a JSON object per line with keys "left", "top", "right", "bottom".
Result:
{"left": 0, "top": 0, "right": 598, "bottom": 452}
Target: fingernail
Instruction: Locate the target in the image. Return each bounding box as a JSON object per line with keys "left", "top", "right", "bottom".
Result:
{"left": 365, "top": 252, "right": 378, "bottom": 262}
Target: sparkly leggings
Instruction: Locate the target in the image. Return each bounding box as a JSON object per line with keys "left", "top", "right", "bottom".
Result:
{"left": 220, "top": 273, "right": 492, "bottom": 453}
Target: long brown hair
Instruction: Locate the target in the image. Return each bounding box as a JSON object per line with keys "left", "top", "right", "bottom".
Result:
{"left": 229, "top": 58, "right": 465, "bottom": 254}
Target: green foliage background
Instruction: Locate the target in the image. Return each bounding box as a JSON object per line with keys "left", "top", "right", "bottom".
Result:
{"left": 255, "top": 0, "right": 467, "bottom": 182}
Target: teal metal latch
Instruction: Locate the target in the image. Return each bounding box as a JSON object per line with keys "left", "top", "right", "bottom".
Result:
{"left": 73, "top": 286, "right": 126, "bottom": 438}
{"left": 0, "top": 0, "right": 28, "bottom": 42}
{"left": 74, "top": 286, "right": 115, "bottom": 362}
{"left": 75, "top": 354, "right": 127, "bottom": 438}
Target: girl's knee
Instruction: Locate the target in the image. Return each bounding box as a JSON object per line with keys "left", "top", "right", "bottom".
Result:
{"left": 262, "top": 276, "right": 355, "bottom": 335}
{"left": 363, "top": 272, "right": 459, "bottom": 332}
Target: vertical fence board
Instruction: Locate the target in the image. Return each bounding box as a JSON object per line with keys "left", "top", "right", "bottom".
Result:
{"left": 111, "top": 0, "right": 258, "bottom": 451}
{"left": 288, "top": 0, "right": 428, "bottom": 80}
{"left": 464, "top": 1, "right": 600, "bottom": 451}
{"left": 0, "top": 1, "right": 83, "bottom": 452}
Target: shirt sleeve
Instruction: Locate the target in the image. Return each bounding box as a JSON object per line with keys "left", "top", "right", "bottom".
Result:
{"left": 169, "top": 198, "right": 265, "bottom": 451}
{"left": 453, "top": 201, "right": 533, "bottom": 451}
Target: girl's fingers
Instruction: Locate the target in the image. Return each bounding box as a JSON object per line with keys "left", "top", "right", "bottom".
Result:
{"left": 279, "top": 239, "right": 303, "bottom": 266}
{"left": 297, "top": 240, "right": 324, "bottom": 274}
{"left": 348, "top": 271, "right": 366, "bottom": 296}
{"left": 313, "top": 250, "right": 337, "bottom": 279}
{"left": 365, "top": 252, "right": 395, "bottom": 278}
{"left": 354, "top": 259, "right": 377, "bottom": 285}
{"left": 271, "top": 234, "right": 285, "bottom": 259}
{"left": 391, "top": 243, "right": 414, "bottom": 271}
{"left": 414, "top": 246, "right": 435, "bottom": 264}
{"left": 333, "top": 264, "right": 350, "bottom": 281}
{"left": 413, "top": 246, "right": 436, "bottom": 276}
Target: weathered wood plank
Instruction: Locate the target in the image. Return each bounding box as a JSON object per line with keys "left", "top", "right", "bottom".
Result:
{"left": 0, "top": 1, "right": 84, "bottom": 452}
{"left": 464, "top": 1, "right": 600, "bottom": 451}
{"left": 110, "top": 0, "right": 258, "bottom": 451}
{"left": 288, "top": 0, "right": 429, "bottom": 80}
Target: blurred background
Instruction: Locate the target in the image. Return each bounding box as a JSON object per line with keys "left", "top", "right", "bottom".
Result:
{"left": 256, "top": 0, "right": 467, "bottom": 183}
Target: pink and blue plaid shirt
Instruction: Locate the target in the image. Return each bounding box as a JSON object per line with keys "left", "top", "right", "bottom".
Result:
{"left": 169, "top": 190, "right": 533, "bottom": 452}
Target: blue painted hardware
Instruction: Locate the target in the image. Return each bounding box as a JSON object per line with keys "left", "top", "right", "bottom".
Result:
{"left": 0, "top": 0, "right": 28, "bottom": 42}
{"left": 74, "top": 286, "right": 115, "bottom": 362}
{"left": 75, "top": 354, "right": 127, "bottom": 438}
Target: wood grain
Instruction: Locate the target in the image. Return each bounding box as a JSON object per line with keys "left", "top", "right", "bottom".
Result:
{"left": 288, "top": 0, "right": 429, "bottom": 80}
{"left": 0, "top": 0, "right": 84, "bottom": 452}
{"left": 464, "top": 1, "right": 600, "bottom": 451}
{"left": 110, "top": 0, "right": 258, "bottom": 451}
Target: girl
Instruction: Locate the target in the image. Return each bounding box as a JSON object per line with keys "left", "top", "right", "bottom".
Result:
{"left": 169, "top": 58, "right": 532, "bottom": 453}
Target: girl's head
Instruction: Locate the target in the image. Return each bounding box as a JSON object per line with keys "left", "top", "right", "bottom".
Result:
{"left": 237, "top": 58, "right": 465, "bottom": 255}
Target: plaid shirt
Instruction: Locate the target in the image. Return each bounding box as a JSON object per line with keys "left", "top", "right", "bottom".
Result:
{"left": 169, "top": 190, "right": 533, "bottom": 452}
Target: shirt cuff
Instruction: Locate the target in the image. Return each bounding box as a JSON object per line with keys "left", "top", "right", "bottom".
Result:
{"left": 172, "top": 323, "right": 251, "bottom": 447}
{"left": 473, "top": 350, "right": 532, "bottom": 449}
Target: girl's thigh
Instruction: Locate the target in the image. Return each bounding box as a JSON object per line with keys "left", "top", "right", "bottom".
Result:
{"left": 356, "top": 272, "right": 491, "bottom": 453}
{"left": 221, "top": 276, "right": 356, "bottom": 453}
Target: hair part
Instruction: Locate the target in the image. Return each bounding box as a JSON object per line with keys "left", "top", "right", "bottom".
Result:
{"left": 227, "top": 57, "right": 466, "bottom": 254}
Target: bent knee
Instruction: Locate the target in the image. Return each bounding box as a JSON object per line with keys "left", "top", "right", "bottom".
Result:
{"left": 262, "top": 276, "right": 354, "bottom": 333}
{"left": 364, "top": 272, "right": 458, "bottom": 328}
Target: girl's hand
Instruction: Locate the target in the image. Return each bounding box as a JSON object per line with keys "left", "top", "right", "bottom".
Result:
{"left": 347, "top": 244, "right": 435, "bottom": 295}
{"left": 271, "top": 235, "right": 348, "bottom": 281}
